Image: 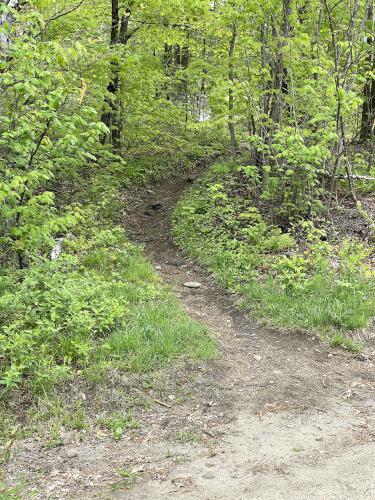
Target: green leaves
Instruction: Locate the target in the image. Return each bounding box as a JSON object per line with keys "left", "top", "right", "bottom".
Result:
{"left": 0, "top": 17, "right": 107, "bottom": 267}
{"left": 173, "top": 165, "right": 375, "bottom": 334}
{"left": 0, "top": 229, "right": 130, "bottom": 390}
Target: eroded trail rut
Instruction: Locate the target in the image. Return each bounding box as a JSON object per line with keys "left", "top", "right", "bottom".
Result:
{"left": 125, "top": 174, "right": 375, "bottom": 500}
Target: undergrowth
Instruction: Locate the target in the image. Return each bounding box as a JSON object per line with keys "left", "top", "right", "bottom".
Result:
{"left": 172, "top": 164, "right": 375, "bottom": 347}
{"left": 0, "top": 224, "right": 215, "bottom": 394}
{"left": 0, "top": 151, "right": 216, "bottom": 492}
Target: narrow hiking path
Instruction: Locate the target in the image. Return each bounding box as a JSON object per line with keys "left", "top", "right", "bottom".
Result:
{"left": 124, "top": 173, "right": 375, "bottom": 500}
{"left": 4, "top": 174, "right": 375, "bottom": 500}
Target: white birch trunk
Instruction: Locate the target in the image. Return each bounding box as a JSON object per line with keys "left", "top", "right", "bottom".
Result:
{"left": 0, "top": 0, "right": 19, "bottom": 52}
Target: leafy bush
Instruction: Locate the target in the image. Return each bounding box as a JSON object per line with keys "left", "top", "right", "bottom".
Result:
{"left": 0, "top": 18, "right": 107, "bottom": 268}
{"left": 0, "top": 228, "right": 215, "bottom": 392}
{"left": 173, "top": 165, "right": 375, "bottom": 340}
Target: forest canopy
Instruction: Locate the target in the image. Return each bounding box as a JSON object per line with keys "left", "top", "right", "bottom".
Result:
{"left": 0, "top": 0, "right": 374, "bottom": 268}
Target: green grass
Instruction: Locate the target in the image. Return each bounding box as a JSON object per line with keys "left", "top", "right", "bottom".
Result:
{"left": 0, "top": 227, "right": 216, "bottom": 394}
{"left": 100, "top": 296, "right": 215, "bottom": 371}
{"left": 109, "top": 466, "right": 139, "bottom": 491}
{"left": 242, "top": 271, "right": 373, "bottom": 334}
{"left": 96, "top": 412, "right": 140, "bottom": 440}
{"left": 330, "top": 333, "right": 361, "bottom": 352}
{"left": 176, "top": 429, "right": 201, "bottom": 444}
{"left": 172, "top": 165, "right": 375, "bottom": 343}
{"left": 0, "top": 481, "right": 25, "bottom": 499}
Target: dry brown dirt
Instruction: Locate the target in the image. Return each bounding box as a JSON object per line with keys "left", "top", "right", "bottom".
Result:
{"left": 122, "top": 174, "right": 375, "bottom": 500}
{"left": 3, "top": 174, "right": 375, "bottom": 499}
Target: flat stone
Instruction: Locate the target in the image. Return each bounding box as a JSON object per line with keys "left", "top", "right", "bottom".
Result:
{"left": 183, "top": 281, "right": 202, "bottom": 289}
{"left": 253, "top": 354, "right": 262, "bottom": 362}
{"left": 65, "top": 448, "right": 78, "bottom": 459}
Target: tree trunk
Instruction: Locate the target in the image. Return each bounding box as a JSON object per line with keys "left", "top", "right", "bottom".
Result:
{"left": 101, "top": 0, "right": 120, "bottom": 148}
{"left": 228, "top": 23, "right": 237, "bottom": 157}
{"left": 270, "top": 0, "right": 291, "bottom": 125}
{"left": 361, "top": 77, "right": 375, "bottom": 141}
{"left": 360, "top": 3, "right": 374, "bottom": 142}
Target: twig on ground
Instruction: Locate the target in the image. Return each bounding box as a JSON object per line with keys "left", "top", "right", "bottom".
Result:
{"left": 201, "top": 428, "right": 216, "bottom": 439}
{"left": 154, "top": 399, "right": 171, "bottom": 408}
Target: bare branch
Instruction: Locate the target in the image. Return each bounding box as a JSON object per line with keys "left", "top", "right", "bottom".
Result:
{"left": 45, "top": 0, "right": 84, "bottom": 26}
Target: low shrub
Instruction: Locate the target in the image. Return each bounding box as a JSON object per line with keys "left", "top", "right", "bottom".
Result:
{"left": 0, "top": 227, "right": 215, "bottom": 393}
{"left": 172, "top": 165, "right": 375, "bottom": 341}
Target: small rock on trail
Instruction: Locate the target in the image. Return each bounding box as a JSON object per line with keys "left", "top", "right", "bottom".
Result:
{"left": 183, "top": 281, "right": 202, "bottom": 289}
{"left": 64, "top": 448, "right": 78, "bottom": 459}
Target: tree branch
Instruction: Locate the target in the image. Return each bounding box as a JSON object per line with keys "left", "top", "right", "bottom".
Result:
{"left": 45, "top": 0, "right": 85, "bottom": 26}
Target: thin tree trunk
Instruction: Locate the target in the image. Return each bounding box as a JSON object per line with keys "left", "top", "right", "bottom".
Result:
{"left": 270, "top": 0, "right": 291, "bottom": 125}
{"left": 360, "top": 3, "right": 374, "bottom": 142}
{"left": 101, "top": 0, "right": 120, "bottom": 148}
{"left": 361, "top": 76, "right": 375, "bottom": 141}
{"left": 259, "top": 23, "right": 271, "bottom": 191}
{"left": 228, "top": 23, "right": 237, "bottom": 158}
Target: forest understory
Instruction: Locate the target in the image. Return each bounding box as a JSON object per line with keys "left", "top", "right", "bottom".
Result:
{"left": 1, "top": 0, "right": 375, "bottom": 498}
{"left": 2, "top": 171, "right": 375, "bottom": 499}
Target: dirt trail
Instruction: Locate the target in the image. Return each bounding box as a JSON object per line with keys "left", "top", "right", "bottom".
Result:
{"left": 4, "top": 174, "right": 375, "bottom": 499}
{"left": 124, "top": 174, "right": 375, "bottom": 500}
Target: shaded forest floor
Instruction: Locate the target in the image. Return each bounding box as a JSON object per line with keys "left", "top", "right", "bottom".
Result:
{"left": 4, "top": 173, "right": 375, "bottom": 499}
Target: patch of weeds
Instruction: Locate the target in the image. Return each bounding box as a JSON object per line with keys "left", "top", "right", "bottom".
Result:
{"left": 0, "top": 439, "right": 14, "bottom": 469}
{"left": 173, "top": 165, "right": 375, "bottom": 340}
{"left": 124, "top": 392, "right": 152, "bottom": 410}
{"left": 82, "top": 363, "right": 107, "bottom": 385}
{"left": 0, "top": 481, "right": 25, "bottom": 500}
{"left": 330, "top": 334, "right": 362, "bottom": 352}
{"left": 44, "top": 424, "right": 63, "bottom": 449}
{"left": 99, "top": 295, "right": 216, "bottom": 372}
{"left": 165, "top": 449, "right": 176, "bottom": 459}
{"left": 176, "top": 429, "right": 200, "bottom": 444}
{"left": 29, "top": 396, "right": 66, "bottom": 423}
{"left": 24, "top": 397, "right": 88, "bottom": 444}
{"left": 165, "top": 449, "right": 188, "bottom": 464}
{"left": 97, "top": 412, "right": 140, "bottom": 441}
{"left": 62, "top": 405, "right": 88, "bottom": 431}
{"left": 109, "top": 467, "right": 139, "bottom": 491}
{"left": 0, "top": 227, "right": 216, "bottom": 393}
{"left": 0, "top": 226, "right": 215, "bottom": 452}
{"left": 0, "top": 406, "right": 27, "bottom": 446}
